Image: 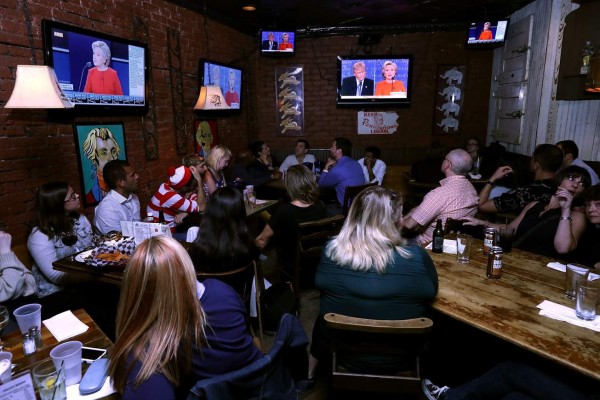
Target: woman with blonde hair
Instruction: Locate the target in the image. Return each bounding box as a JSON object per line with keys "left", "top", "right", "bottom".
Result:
{"left": 308, "top": 186, "right": 438, "bottom": 378}
{"left": 109, "top": 236, "right": 261, "bottom": 399}
{"left": 204, "top": 145, "right": 232, "bottom": 195}
{"left": 255, "top": 164, "right": 326, "bottom": 269}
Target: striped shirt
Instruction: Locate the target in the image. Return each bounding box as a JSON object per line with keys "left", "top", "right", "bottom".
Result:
{"left": 146, "top": 183, "right": 200, "bottom": 228}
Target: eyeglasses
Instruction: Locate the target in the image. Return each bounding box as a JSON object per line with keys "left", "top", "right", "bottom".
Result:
{"left": 565, "top": 175, "right": 583, "bottom": 184}
{"left": 585, "top": 201, "right": 600, "bottom": 209}
{"left": 64, "top": 192, "right": 79, "bottom": 203}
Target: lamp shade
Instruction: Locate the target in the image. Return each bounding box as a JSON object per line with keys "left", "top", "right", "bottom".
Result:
{"left": 194, "top": 85, "right": 230, "bottom": 110}
{"left": 5, "top": 65, "right": 74, "bottom": 108}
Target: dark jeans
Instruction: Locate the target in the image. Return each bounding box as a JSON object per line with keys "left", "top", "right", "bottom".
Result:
{"left": 447, "top": 361, "right": 588, "bottom": 400}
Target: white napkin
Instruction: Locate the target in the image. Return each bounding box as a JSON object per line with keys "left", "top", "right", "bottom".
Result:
{"left": 546, "top": 262, "right": 566, "bottom": 273}
{"left": 425, "top": 239, "right": 457, "bottom": 254}
{"left": 255, "top": 199, "right": 269, "bottom": 205}
{"left": 537, "top": 300, "right": 600, "bottom": 332}
{"left": 43, "top": 310, "right": 89, "bottom": 342}
{"left": 468, "top": 173, "right": 482, "bottom": 180}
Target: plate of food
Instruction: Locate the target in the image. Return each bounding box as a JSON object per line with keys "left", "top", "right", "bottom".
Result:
{"left": 75, "top": 249, "right": 94, "bottom": 263}
{"left": 84, "top": 237, "right": 136, "bottom": 269}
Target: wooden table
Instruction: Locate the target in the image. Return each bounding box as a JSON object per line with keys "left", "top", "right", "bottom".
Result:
{"left": 4, "top": 309, "right": 118, "bottom": 399}
{"left": 428, "top": 239, "right": 600, "bottom": 381}
{"left": 54, "top": 202, "right": 278, "bottom": 285}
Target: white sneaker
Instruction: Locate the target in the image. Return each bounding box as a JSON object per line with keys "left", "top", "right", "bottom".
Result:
{"left": 422, "top": 378, "right": 450, "bottom": 400}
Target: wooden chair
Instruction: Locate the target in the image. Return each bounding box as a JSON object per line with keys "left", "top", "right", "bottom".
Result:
{"left": 197, "top": 260, "right": 265, "bottom": 352}
{"left": 290, "top": 215, "right": 345, "bottom": 293}
{"left": 324, "top": 312, "right": 433, "bottom": 396}
{"left": 341, "top": 182, "right": 378, "bottom": 215}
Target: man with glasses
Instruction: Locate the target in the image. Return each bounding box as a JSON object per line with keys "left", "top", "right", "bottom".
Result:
{"left": 94, "top": 160, "right": 141, "bottom": 234}
{"left": 402, "top": 149, "right": 478, "bottom": 245}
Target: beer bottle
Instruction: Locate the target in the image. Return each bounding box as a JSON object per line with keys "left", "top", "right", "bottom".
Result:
{"left": 432, "top": 219, "right": 444, "bottom": 253}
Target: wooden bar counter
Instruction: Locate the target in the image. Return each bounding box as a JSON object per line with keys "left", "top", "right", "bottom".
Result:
{"left": 428, "top": 239, "right": 600, "bottom": 381}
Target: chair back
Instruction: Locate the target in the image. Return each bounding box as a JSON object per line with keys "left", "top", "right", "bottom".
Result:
{"left": 187, "top": 313, "right": 308, "bottom": 400}
{"left": 324, "top": 312, "right": 433, "bottom": 396}
{"left": 291, "top": 215, "right": 345, "bottom": 292}
{"left": 342, "top": 182, "right": 378, "bottom": 215}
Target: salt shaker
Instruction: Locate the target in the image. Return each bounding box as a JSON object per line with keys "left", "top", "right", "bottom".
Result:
{"left": 22, "top": 332, "right": 36, "bottom": 355}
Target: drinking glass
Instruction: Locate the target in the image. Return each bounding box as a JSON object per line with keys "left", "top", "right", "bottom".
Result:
{"left": 33, "top": 359, "right": 67, "bottom": 400}
{"left": 0, "top": 307, "right": 8, "bottom": 350}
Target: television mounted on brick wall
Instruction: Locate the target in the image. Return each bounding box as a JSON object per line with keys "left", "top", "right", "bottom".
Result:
{"left": 336, "top": 55, "right": 413, "bottom": 107}
{"left": 259, "top": 30, "right": 296, "bottom": 56}
{"left": 198, "top": 59, "right": 243, "bottom": 113}
{"left": 42, "top": 19, "right": 149, "bottom": 116}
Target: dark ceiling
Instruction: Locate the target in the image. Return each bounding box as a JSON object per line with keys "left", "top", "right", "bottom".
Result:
{"left": 175, "top": 0, "right": 535, "bottom": 36}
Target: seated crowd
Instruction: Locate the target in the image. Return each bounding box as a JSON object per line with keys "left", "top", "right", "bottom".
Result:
{"left": 0, "top": 137, "right": 598, "bottom": 399}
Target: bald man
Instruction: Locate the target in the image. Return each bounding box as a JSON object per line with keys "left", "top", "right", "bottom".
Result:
{"left": 402, "top": 149, "right": 479, "bottom": 244}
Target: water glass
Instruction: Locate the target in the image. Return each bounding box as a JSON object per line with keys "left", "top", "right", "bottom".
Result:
{"left": 13, "top": 303, "right": 42, "bottom": 334}
{"left": 575, "top": 280, "right": 600, "bottom": 321}
{"left": 0, "top": 352, "right": 12, "bottom": 384}
{"left": 497, "top": 226, "right": 515, "bottom": 253}
{"left": 33, "top": 359, "right": 66, "bottom": 400}
{"left": 456, "top": 234, "right": 472, "bottom": 264}
{"left": 565, "top": 264, "right": 590, "bottom": 299}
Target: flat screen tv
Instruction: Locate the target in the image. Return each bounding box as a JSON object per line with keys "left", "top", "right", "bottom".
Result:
{"left": 199, "top": 59, "right": 243, "bottom": 111}
{"left": 259, "top": 30, "right": 296, "bottom": 56}
{"left": 336, "top": 55, "right": 413, "bottom": 107}
{"left": 42, "top": 19, "right": 148, "bottom": 115}
{"left": 466, "top": 19, "right": 509, "bottom": 48}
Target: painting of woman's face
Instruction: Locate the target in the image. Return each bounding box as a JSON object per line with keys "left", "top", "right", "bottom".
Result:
{"left": 95, "top": 137, "right": 119, "bottom": 169}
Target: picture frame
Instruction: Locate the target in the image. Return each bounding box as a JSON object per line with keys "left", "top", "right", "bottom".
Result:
{"left": 433, "top": 65, "right": 466, "bottom": 135}
{"left": 194, "top": 119, "right": 219, "bottom": 157}
{"left": 74, "top": 122, "right": 127, "bottom": 208}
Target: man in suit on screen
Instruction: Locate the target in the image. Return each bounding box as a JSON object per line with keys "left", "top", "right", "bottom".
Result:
{"left": 340, "top": 61, "right": 374, "bottom": 96}
{"left": 262, "top": 32, "right": 278, "bottom": 51}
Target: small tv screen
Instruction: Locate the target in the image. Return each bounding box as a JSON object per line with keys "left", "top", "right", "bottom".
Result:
{"left": 199, "top": 59, "right": 243, "bottom": 111}
{"left": 466, "top": 19, "right": 509, "bottom": 47}
{"left": 42, "top": 19, "right": 148, "bottom": 115}
{"left": 337, "top": 55, "right": 412, "bottom": 107}
{"left": 259, "top": 30, "right": 296, "bottom": 55}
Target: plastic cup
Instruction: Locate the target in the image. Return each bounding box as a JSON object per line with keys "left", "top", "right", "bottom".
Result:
{"left": 50, "top": 341, "right": 82, "bottom": 386}
{"left": 13, "top": 303, "right": 42, "bottom": 334}
{"left": 565, "top": 264, "right": 590, "bottom": 299}
{"left": 32, "top": 358, "right": 67, "bottom": 400}
{"left": 575, "top": 280, "right": 600, "bottom": 321}
{"left": 0, "top": 352, "right": 13, "bottom": 384}
{"left": 456, "top": 234, "right": 473, "bottom": 264}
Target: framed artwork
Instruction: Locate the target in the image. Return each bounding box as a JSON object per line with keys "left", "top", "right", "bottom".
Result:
{"left": 74, "top": 122, "right": 127, "bottom": 208}
{"left": 194, "top": 119, "right": 218, "bottom": 157}
{"left": 275, "top": 66, "right": 304, "bottom": 136}
{"left": 433, "top": 65, "right": 466, "bottom": 135}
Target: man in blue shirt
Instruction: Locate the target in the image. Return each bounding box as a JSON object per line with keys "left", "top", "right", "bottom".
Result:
{"left": 318, "top": 137, "right": 365, "bottom": 215}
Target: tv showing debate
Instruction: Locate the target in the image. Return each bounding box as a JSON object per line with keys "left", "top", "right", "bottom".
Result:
{"left": 43, "top": 20, "right": 147, "bottom": 110}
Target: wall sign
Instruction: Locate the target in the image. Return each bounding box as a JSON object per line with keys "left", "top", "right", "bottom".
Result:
{"left": 275, "top": 66, "right": 304, "bottom": 136}
{"left": 433, "top": 65, "right": 465, "bottom": 135}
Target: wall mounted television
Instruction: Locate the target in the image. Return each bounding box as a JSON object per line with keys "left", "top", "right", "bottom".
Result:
{"left": 336, "top": 55, "right": 413, "bottom": 107}
{"left": 42, "top": 19, "right": 149, "bottom": 115}
{"left": 199, "top": 59, "right": 243, "bottom": 112}
{"left": 259, "top": 30, "right": 296, "bottom": 56}
{"left": 466, "top": 19, "right": 509, "bottom": 48}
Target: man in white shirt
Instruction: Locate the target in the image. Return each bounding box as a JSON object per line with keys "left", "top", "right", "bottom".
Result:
{"left": 357, "top": 146, "right": 387, "bottom": 185}
{"left": 94, "top": 160, "right": 141, "bottom": 234}
{"left": 556, "top": 140, "right": 599, "bottom": 185}
{"left": 279, "top": 139, "right": 317, "bottom": 175}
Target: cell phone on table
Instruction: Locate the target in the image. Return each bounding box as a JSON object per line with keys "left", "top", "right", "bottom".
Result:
{"left": 82, "top": 347, "right": 107, "bottom": 363}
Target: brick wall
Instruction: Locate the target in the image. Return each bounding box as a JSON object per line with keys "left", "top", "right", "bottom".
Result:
{"left": 1, "top": 0, "right": 493, "bottom": 245}
{"left": 253, "top": 32, "right": 493, "bottom": 157}
{"left": 0, "top": 0, "right": 254, "bottom": 244}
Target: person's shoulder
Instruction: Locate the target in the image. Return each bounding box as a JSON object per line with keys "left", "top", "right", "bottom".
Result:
{"left": 375, "top": 158, "right": 387, "bottom": 167}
